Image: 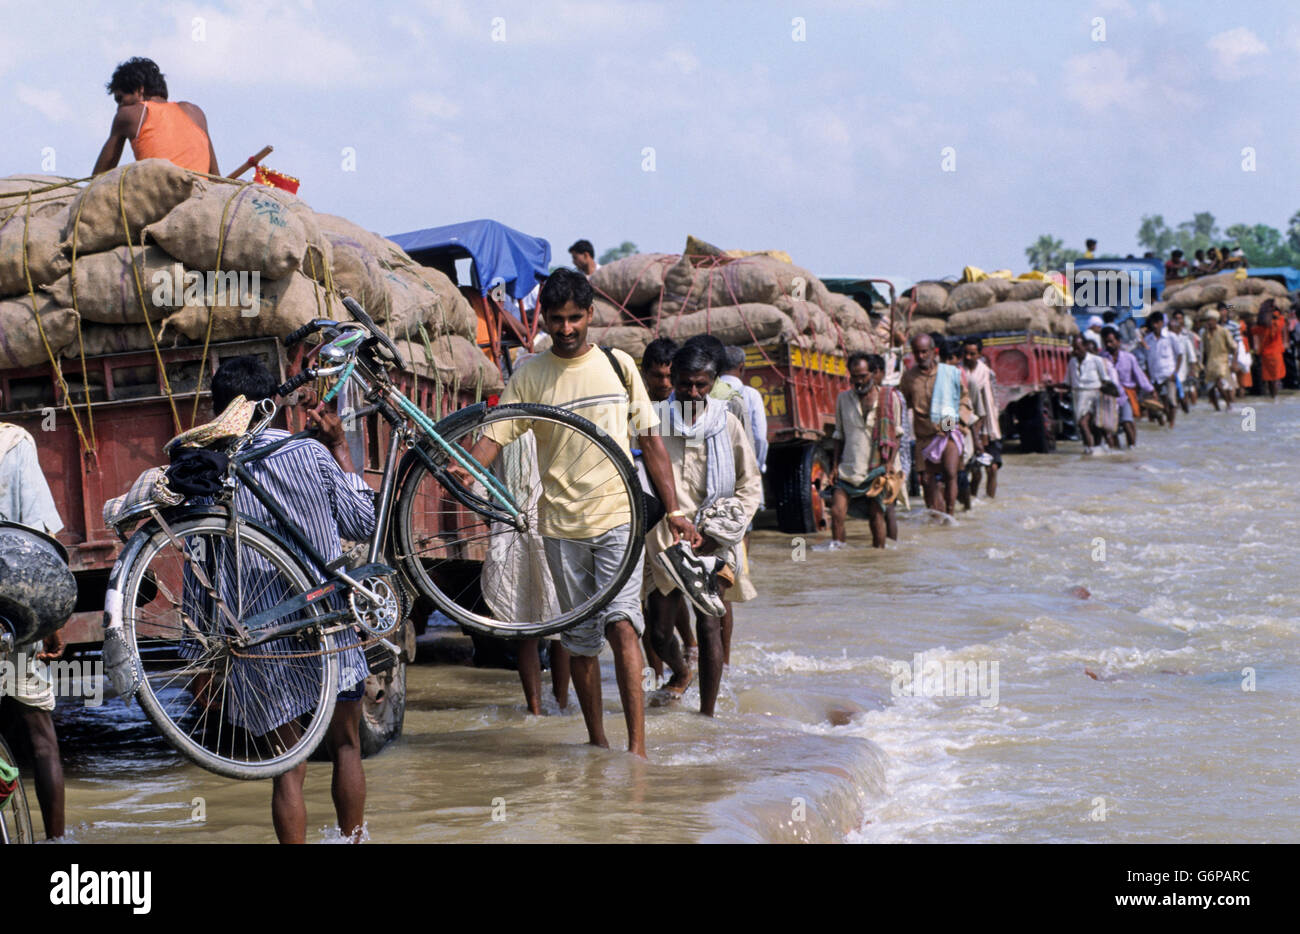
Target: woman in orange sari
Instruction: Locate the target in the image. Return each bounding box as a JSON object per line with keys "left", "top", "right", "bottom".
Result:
{"left": 1251, "top": 300, "right": 1288, "bottom": 400}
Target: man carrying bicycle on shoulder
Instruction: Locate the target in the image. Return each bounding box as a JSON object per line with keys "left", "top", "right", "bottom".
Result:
{"left": 208, "top": 357, "right": 374, "bottom": 843}
{"left": 455, "top": 268, "right": 693, "bottom": 759}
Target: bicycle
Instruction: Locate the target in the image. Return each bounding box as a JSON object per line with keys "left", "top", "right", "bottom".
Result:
{"left": 103, "top": 298, "right": 644, "bottom": 779}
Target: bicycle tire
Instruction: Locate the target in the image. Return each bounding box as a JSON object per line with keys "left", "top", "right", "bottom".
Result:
{"left": 0, "top": 735, "right": 34, "bottom": 844}
{"left": 113, "top": 513, "right": 341, "bottom": 780}
{"left": 394, "top": 401, "right": 645, "bottom": 638}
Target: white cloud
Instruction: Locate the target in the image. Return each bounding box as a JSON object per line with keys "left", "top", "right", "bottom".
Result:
{"left": 1098, "top": 0, "right": 1137, "bottom": 15}
{"left": 1207, "top": 27, "right": 1268, "bottom": 80}
{"left": 420, "top": 0, "right": 666, "bottom": 45}
{"left": 145, "top": 3, "right": 367, "bottom": 88}
{"left": 16, "top": 85, "right": 71, "bottom": 123}
{"left": 665, "top": 48, "right": 699, "bottom": 76}
{"left": 408, "top": 92, "right": 460, "bottom": 121}
{"left": 1062, "top": 50, "right": 1149, "bottom": 114}
{"left": 1146, "top": 2, "right": 1167, "bottom": 25}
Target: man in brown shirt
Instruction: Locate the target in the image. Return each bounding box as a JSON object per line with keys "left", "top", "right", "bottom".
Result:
{"left": 899, "top": 333, "right": 970, "bottom": 514}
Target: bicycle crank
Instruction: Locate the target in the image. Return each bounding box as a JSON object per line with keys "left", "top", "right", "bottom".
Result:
{"left": 348, "top": 576, "right": 402, "bottom": 637}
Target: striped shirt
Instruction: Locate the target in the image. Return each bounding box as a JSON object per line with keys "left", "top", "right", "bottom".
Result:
{"left": 183, "top": 429, "right": 375, "bottom": 736}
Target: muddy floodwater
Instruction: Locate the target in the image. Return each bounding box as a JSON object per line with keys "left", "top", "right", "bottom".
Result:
{"left": 42, "top": 396, "right": 1300, "bottom": 843}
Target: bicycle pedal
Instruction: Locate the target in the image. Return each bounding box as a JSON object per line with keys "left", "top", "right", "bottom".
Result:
{"left": 364, "top": 637, "right": 400, "bottom": 674}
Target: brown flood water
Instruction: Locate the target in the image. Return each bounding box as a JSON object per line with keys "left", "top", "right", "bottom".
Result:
{"left": 34, "top": 395, "right": 1300, "bottom": 842}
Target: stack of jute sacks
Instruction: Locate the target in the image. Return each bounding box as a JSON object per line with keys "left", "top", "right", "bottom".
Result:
{"left": 902, "top": 273, "right": 1080, "bottom": 339}
{"left": 586, "top": 236, "right": 885, "bottom": 359}
{"left": 0, "top": 159, "right": 499, "bottom": 393}
{"left": 1153, "top": 272, "right": 1292, "bottom": 323}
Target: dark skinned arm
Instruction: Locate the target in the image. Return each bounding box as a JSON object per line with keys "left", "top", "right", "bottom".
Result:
{"left": 92, "top": 103, "right": 142, "bottom": 176}
{"left": 637, "top": 432, "right": 698, "bottom": 546}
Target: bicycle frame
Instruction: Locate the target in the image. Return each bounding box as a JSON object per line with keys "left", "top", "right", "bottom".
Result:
{"left": 205, "top": 349, "right": 524, "bottom": 648}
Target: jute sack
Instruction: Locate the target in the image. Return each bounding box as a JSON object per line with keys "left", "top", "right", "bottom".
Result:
{"left": 946, "top": 281, "right": 996, "bottom": 313}
{"left": 841, "top": 327, "right": 880, "bottom": 353}
{"left": 1196, "top": 277, "right": 1237, "bottom": 304}
{"left": 1008, "top": 279, "right": 1053, "bottom": 302}
{"left": 946, "top": 301, "right": 1049, "bottom": 335}
{"left": 592, "top": 297, "right": 623, "bottom": 327}
{"left": 774, "top": 297, "right": 820, "bottom": 333}
{"left": 321, "top": 237, "right": 386, "bottom": 312}
{"left": 983, "top": 278, "right": 1015, "bottom": 301}
{"left": 0, "top": 214, "right": 70, "bottom": 296}
{"left": 314, "top": 214, "right": 413, "bottom": 270}
{"left": 0, "top": 297, "right": 78, "bottom": 368}
{"left": 161, "top": 272, "right": 336, "bottom": 342}
{"left": 374, "top": 266, "right": 442, "bottom": 341}
{"left": 259, "top": 188, "right": 332, "bottom": 284}
{"left": 409, "top": 265, "right": 477, "bottom": 340}
{"left": 907, "top": 315, "right": 949, "bottom": 336}
{"left": 588, "top": 325, "right": 653, "bottom": 359}
{"left": 399, "top": 334, "right": 504, "bottom": 393}
{"left": 0, "top": 176, "right": 79, "bottom": 220}
{"left": 822, "top": 292, "right": 871, "bottom": 331}
{"left": 62, "top": 324, "right": 184, "bottom": 359}
{"left": 911, "top": 282, "right": 949, "bottom": 315}
{"left": 61, "top": 159, "right": 194, "bottom": 254}
{"left": 44, "top": 246, "right": 184, "bottom": 324}
{"left": 660, "top": 303, "right": 797, "bottom": 346}
{"left": 1167, "top": 285, "right": 1205, "bottom": 309}
{"left": 145, "top": 183, "right": 307, "bottom": 280}
{"left": 660, "top": 255, "right": 832, "bottom": 315}
{"left": 590, "top": 253, "right": 672, "bottom": 309}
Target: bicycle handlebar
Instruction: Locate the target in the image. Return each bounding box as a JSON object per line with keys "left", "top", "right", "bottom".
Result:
{"left": 277, "top": 369, "right": 316, "bottom": 398}
{"left": 283, "top": 319, "right": 338, "bottom": 347}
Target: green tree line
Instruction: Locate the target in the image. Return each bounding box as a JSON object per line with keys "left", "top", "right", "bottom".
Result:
{"left": 1025, "top": 211, "right": 1300, "bottom": 271}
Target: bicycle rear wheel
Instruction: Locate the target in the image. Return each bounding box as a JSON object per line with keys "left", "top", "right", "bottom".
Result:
{"left": 0, "top": 735, "right": 34, "bottom": 844}
{"left": 113, "top": 514, "right": 341, "bottom": 780}
{"left": 394, "top": 402, "right": 644, "bottom": 637}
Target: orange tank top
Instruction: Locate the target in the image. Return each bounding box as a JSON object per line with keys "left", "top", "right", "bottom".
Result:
{"left": 130, "top": 100, "right": 210, "bottom": 173}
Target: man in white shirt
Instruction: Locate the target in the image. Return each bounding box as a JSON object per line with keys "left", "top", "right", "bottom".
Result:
{"left": 1169, "top": 309, "right": 1199, "bottom": 410}
{"left": 719, "top": 346, "right": 767, "bottom": 477}
{"left": 1056, "top": 335, "right": 1109, "bottom": 453}
{"left": 1143, "top": 310, "right": 1183, "bottom": 427}
{"left": 1083, "top": 315, "right": 1105, "bottom": 351}
{"left": 961, "top": 338, "right": 1002, "bottom": 498}
{"left": 568, "top": 239, "right": 599, "bottom": 277}
{"left": 0, "top": 417, "right": 66, "bottom": 839}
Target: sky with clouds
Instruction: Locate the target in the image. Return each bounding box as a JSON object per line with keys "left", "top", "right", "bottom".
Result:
{"left": 3, "top": 0, "right": 1298, "bottom": 282}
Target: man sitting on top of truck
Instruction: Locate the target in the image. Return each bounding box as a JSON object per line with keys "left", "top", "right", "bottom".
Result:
{"left": 92, "top": 57, "right": 219, "bottom": 176}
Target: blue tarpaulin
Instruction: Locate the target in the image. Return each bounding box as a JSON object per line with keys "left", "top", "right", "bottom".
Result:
{"left": 387, "top": 220, "right": 551, "bottom": 300}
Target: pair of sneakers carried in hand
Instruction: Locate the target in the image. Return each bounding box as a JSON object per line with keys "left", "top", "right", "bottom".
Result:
{"left": 656, "top": 541, "right": 728, "bottom": 617}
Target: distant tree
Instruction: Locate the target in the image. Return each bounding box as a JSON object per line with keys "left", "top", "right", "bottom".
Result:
{"left": 1174, "top": 211, "right": 1219, "bottom": 255}
{"left": 1286, "top": 210, "right": 1300, "bottom": 257}
{"left": 598, "top": 241, "right": 638, "bottom": 265}
{"left": 1136, "top": 215, "right": 1178, "bottom": 256}
{"left": 1024, "top": 235, "right": 1081, "bottom": 272}
{"left": 1224, "top": 223, "right": 1296, "bottom": 266}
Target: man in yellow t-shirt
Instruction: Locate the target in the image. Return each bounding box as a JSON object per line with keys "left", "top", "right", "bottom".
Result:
{"left": 457, "top": 268, "right": 693, "bottom": 759}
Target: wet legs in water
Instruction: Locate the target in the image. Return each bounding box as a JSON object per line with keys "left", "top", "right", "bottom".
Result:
{"left": 646, "top": 590, "right": 692, "bottom": 696}
{"left": 271, "top": 699, "right": 365, "bottom": 844}
{"left": 519, "top": 639, "right": 570, "bottom": 714}
{"left": 19, "top": 706, "right": 64, "bottom": 839}
{"left": 569, "top": 618, "right": 646, "bottom": 758}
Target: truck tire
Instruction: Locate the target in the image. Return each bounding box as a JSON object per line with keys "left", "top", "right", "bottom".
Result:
{"left": 769, "top": 442, "right": 820, "bottom": 534}
{"left": 359, "top": 660, "right": 407, "bottom": 758}
{"left": 1019, "top": 390, "right": 1056, "bottom": 454}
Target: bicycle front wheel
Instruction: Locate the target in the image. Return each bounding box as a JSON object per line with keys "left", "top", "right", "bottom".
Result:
{"left": 113, "top": 514, "right": 342, "bottom": 780}
{"left": 0, "top": 735, "right": 34, "bottom": 844}
{"left": 394, "top": 402, "right": 645, "bottom": 637}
